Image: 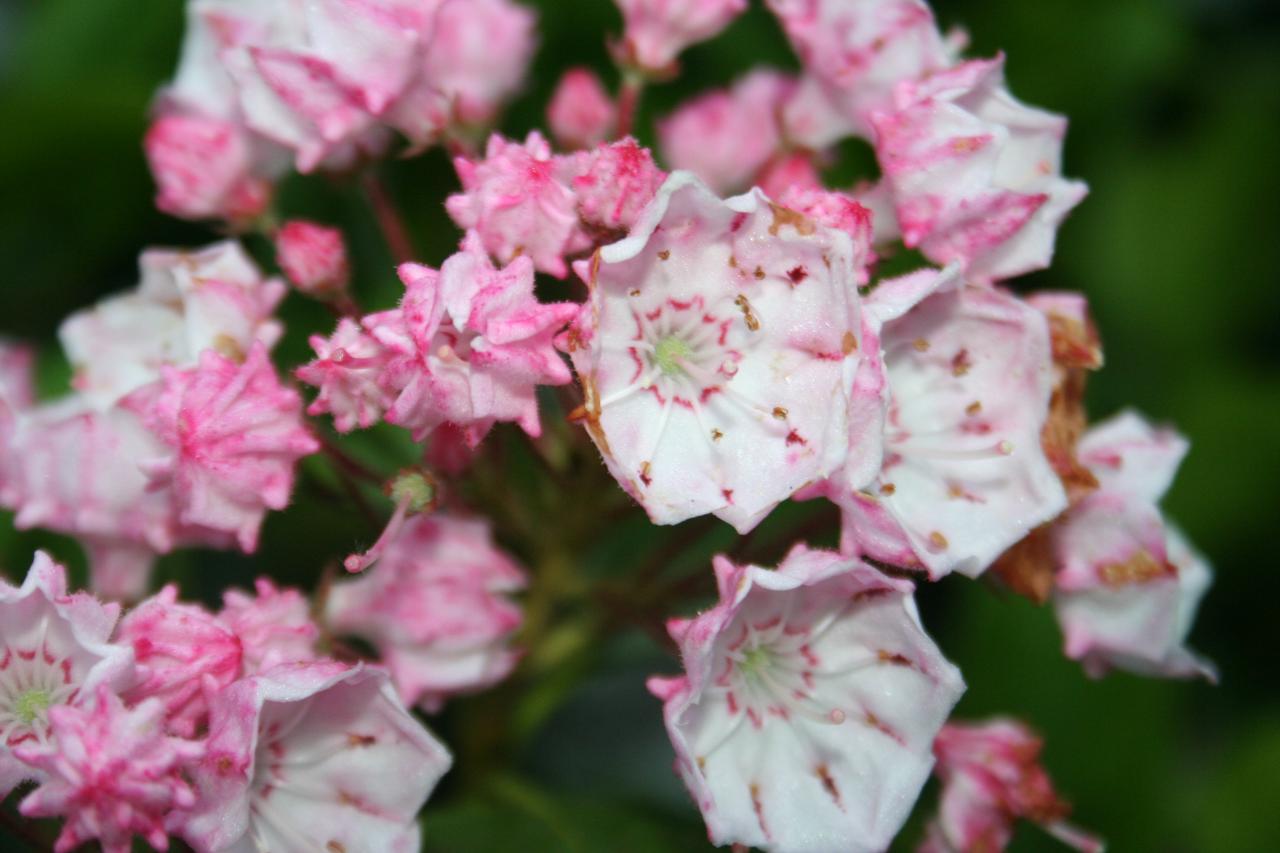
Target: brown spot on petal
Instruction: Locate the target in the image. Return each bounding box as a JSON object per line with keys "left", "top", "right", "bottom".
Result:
{"left": 772, "top": 407, "right": 788, "bottom": 420}
{"left": 1099, "top": 549, "right": 1175, "bottom": 587}
{"left": 346, "top": 733, "right": 376, "bottom": 748}
{"left": 912, "top": 337, "right": 930, "bottom": 352}
{"left": 951, "top": 348, "right": 973, "bottom": 377}
{"left": 639, "top": 461, "right": 652, "bottom": 487}
{"left": 767, "top": 202, "right": 815, "bottom": 236}
{"left": 750, "top": 782, "right": 771, "bottom": 838}
{"left": 711, "top": 428, "right": 724, "bottom": 442}
{"left": 879, "top": 483, "right": 896, "bottom": 496}
{"left": 816, "top": 764, "right": 842, "bottom": 807}
{"left": 966, "top": 401, "right": 982, "bottom": 416}
{"left": 657, "top": 249, "right": 670, "bottom": 261}
{"left": 734, "top": 294, "right": 760, "bottom": 331}
{"left": 753, "top": 266, "right": 766, "bottom": 280}
{"left": 327, "top": 843, "right": 347, "bottom": 853}
{"left": 213, "top": 334, "right": 245, "bottom": 362}
{"left": 928, "top": 531, "right": 949, "bottom": 551}
{"left": 877, "top": 650, "right": 914, "bottom": 668}
{"left": 842, "top": 331, "right": 858, "bottom": 354}
{"left": 629, "top": 288, "right": 641, "bottom": 297}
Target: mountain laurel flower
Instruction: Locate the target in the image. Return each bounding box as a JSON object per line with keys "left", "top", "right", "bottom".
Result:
{"left": 182, "top": 662, "right": 451, "bottom": 853}
{"left": 295, "top": 317, "right": 398, "bottom": 434}
{"left": 830, "top": 284, "right": 1067, "bottom": 578}
{"left": 362, "top": 236, "right": 578, "bottom": 442}
{"left": 58, "top": 241, "right": 285, "bottom": 410}
{"left": 612, "top": 0, "right": 748, "bottom": 74}
{"left": 116, "top": 585, "right": 243, "bottom": 738}
{"left": 416, "top": 0, "right": 538, "bottom": 129}
{"left": 647, "top": 547, "right": 964, "bottom": 853}
{"left": 131, "top": 343, "right": 319, "bottom": 553}
{"left": 274, "top": 220, "right": 350, "bottom": 297}
{"left": 567, "top": 137, "right": 668, "bottom": 233}
{"left": 547, "top": 67, "right": 616, "bottom": 150}
{"left": 14, "top": 688, "right": 203, "bottom": 853}
{"left": 218, "top": 579, "right": 320, "bottom": 675}
{"left": 0, "top": 402, "right": 179, "bottom": 599}
{"left": 562, "top": 171, "right": 873, "bottom": 533}
{"left": 767, "top": 0, "right": 950, "bottom": 136}
{"left": 183, "top": 0, "right": 428, "bottom": 172}
{"left": 924, "top": 718, "right": 1103, "bottom": 853}
{"left": 0, "top": 553, "right": 135, "bottom": 798}
{"left": 447, "top": 131, "right": 587, "bottom": 278}
{"left": 871, "top": 56, "right": 1089, "bottom": 282}
{"left": 1052, "top": 412, "right": 1216, "bottom": 681}
{"left": 145, "top": 112, "right": 273, "bottom": 224}
{"left": 326, "top": 514, "right": 527, "bottom": 712}
{"left": 658, "top": 70, "right": 794, "bottom": 196}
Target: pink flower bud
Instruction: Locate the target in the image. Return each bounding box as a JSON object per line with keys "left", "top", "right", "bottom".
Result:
{"left": 548, "top": 67, "right": 617, "bottom": 150}
{"left": 116, "top": 585, "right": 242, "bottom": 738}
{"left": 15, "top": 688, "right": 203, "bottom": 853}
{"left": 613, "top": 0, "right": 748, "bottom": 73}
{"left": 275, "top": 220, "right": 350, "bottom": 296}
{"left": 145, "top": 112, "right": 271, "bottom": 223}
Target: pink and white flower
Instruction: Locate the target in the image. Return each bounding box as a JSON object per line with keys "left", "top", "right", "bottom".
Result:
{"left": 116, "top": 585, "right": 243, "bottom": 738}
{"left": 182, "top": 662, "right": 451, "bottom": 853}
{"left": 446, "top": 131, "right": 586, "bottom": 278}
{"left": 647, "top": 547, "right": 964, "bottom": 852}
{"left": 612, "top": 0, "right": 748, "bottom": 73}
{"left": 295, "top": 317, "right": 398, "bottom": 433}
{"left": 0, "top": 553, "right": 135, "bottom": 798}
{"left": 828, "top": 283, "right": 1067, "bottom": 578}
{"left": 414, "top": 0, "right": 537, "bottom": 129}
{"left": 185, "top": 0, "right": 428, "bottom": 171}
{"left": 219, "top": 579, "right": 320, "bottom": 675}
{"left": 0, "top": 339, "right": 35, "bottom": 411}
{"left": 562, "top": 172, "right": 872, "bottom": 533}
{"left": 365, "top": 235, "right": 578, "bottom": 442}
{"left": 547, "top": 67, "right": 616, "bottom": 150}
{"left": 0, "top": 401, "right": 179, "bottom": 598}
{"left": 145, "top": 112, "right": 273, "bottom": 223}
{"left": 567, "top": 137, "right": 668, "bottom": 233}
{"left": 274, "top": 219, "right": 350, "bottom": 297}
{"left": 871, "top": 56, "right": 1088, "bottom": 282}
{"left": 59, "top": 241, "right": 285, "bottom": 410}
{"left": 767, "top": 0, "right": 951, "bottom": 136}
{"left": 326, "top": 514, "right": 526, "bottom": 712}
{"left": 1052, "top": 412, "right": 1215, "bottom": 680}
{"left": 131, "top": 343, "right": 318, "bottom": 552}
{"left": 14, "top": 688, "right": 204, "bottom": 853}
{"left": 923, "top": 718, "right": 1102, "bottom": 853}
{"left": 658, "top": 70, "right": 794, "bottom": 196}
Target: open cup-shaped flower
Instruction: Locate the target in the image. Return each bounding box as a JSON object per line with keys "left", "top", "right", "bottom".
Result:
{"left": 648, "top": 546, "right": 964, "bottom": 852}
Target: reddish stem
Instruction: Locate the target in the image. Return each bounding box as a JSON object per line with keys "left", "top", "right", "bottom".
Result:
{"left": 361, "top": 171, "right": 416, "bottom": 264}
{"left": 616, "top": 75, "right": 644, "bottom": 139}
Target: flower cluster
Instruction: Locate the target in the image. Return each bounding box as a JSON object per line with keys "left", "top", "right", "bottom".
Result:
{"left": 1, "top": 0, "right": 1216, "bottom": 850}
{"left": 1, "top": 243, "right": 316, "bottom": 598}
{"left": 0, "top": 553, "right": 450, "bottom": 853}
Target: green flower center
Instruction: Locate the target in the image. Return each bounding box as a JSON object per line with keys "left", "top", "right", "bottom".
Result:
{"left": 739, "top": 645, "right": 773, "bottom": 679}
{"left": 14, "top": 688, "right": 52, "bottom": 726}
{"left": 653, "top": 336, "right": 693, "bottom": 375}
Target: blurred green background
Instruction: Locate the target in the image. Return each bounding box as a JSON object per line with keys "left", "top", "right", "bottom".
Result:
{"left": 2, "top": 0, "right": 1278, "bottom": 850}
